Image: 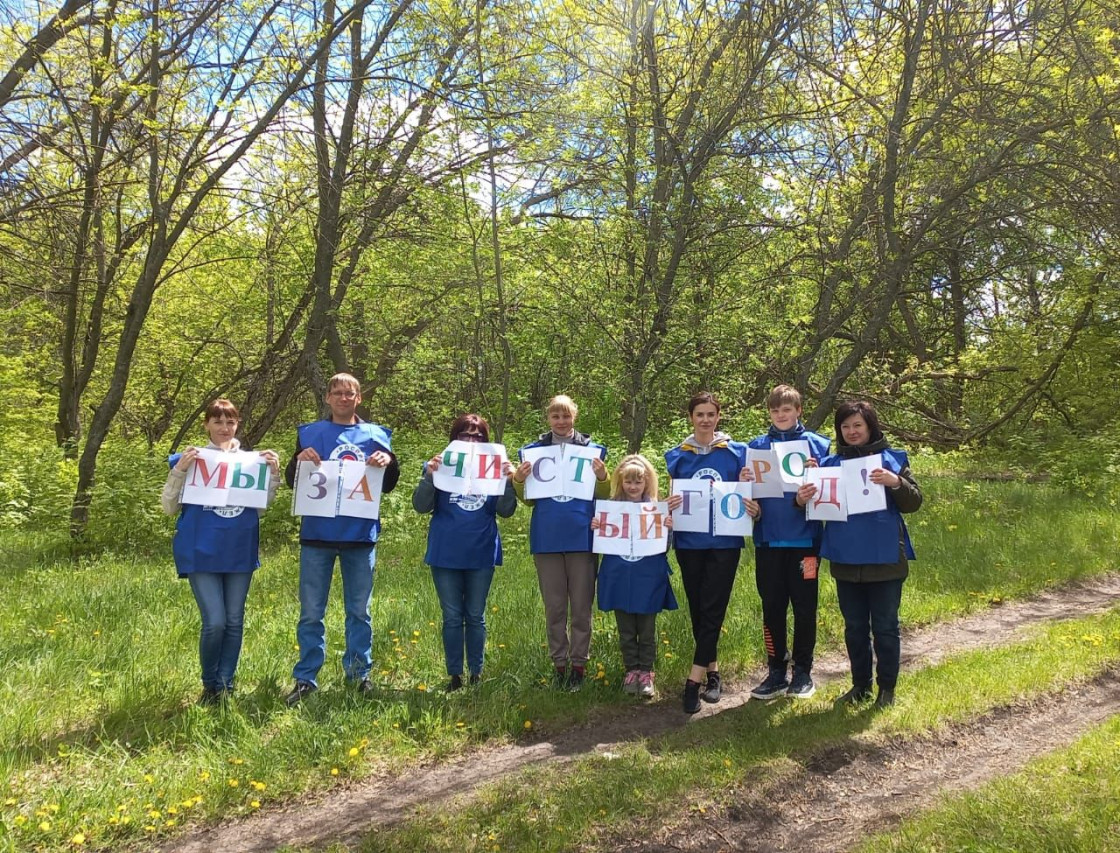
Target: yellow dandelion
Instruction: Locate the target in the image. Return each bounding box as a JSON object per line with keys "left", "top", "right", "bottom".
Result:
{"left": 250, "top": 781, "right": 266, "bottom": 791}
{"left": 412, "top": 630, "right": 420, "bottom": 637}
{"left": 14, "top": 815, "right": 27, "bottom": 826}
{"left": 148, "top": 810, "right": 161, "bottom": 819}
{"left": 417, "top": 683, "right": 427, "bottom": 692}
{"left": 348, "top": 747, "right": 359, "bottom": 758}
{"left": 199, "top": 771, "right": 211, "bottom": 781}
{"left": 250, "top": 800, "right": 261, "bottom": 809}
{"left": 143, "top": 774, "right": 154, "bottom": 783}
{"left": 39, "top": 820, "right": 51, "bottom": 831}
{"left": 144, "top": 825, "right": 155, "bottom": 832}
{"left": 49, "top": 803, "right": 60, "bottom": 813}
{"left": 523, "top": 720, "right": 533, "bottom": 730}
{"left": 228, "top": 779, "right": 239, "bottom": 788}
{"left": 229, "top": 758, "right": 244, "bottom": 765}
{"left": 947, "top": 524, "right": 958, "bottom": 531}
{"left": 330, "top": 768, "right": 340, "bottom": 776}
{"left": 165, "top": 819, "right": 177, "bottom": 827}
{"left": 392, "top": 722, "right": 400, "bottom": 728}
{"left": 723, "top": 759, "right": 732, "bottom": 767}
{"left": 167, "top": 807, "right": 178, "bottom": 815}
{"left": 121, "top": 816, "right": 132, "bottom": 825}
{"left": 3, "top": 797, "right": 16, "bottom": 805}
{"left": 109, "top": 816, "right": 120, "bottom": 825}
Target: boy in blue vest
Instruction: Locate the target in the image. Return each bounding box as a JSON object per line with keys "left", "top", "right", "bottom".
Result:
{"left": 284, "top": 373, "right": 400, "bottom": 705}
{"left": 746, "top": 385, "right": 830, "bottom": 700}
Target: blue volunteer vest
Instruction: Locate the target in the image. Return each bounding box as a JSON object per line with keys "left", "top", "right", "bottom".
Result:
{"left": 421, "top": 465, "right": 504, "bottom": 570}
{"left": 819, "top": 448, "right": 917, "bottom": 564}
{"left": 597, "top": 551, "right": 679, "bottom": 615}
{"left": 664, "top": 439, "right": 748, "bottom": 550}
{"left": 168, "top": 454, "right": 259, "bottom": 576}
{"left": 519, "top": 438, "right": 608, "bottom": 554}
{"left": 748, "top": 428, "right": 831, "bottom": 547}
{"left": 297, "top": 420, "right": 392, "bottom": 544}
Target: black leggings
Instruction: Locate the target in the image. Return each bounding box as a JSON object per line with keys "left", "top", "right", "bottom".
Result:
{"left": 675, "top": 548, "right": 740, "bottom": 667}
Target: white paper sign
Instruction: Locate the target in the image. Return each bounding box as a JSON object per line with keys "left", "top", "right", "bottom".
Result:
{"left": 670, "top": 479, "right": 712, "bottom": 533}
{"left": 842, "top": 453, "right": 887, "bottom": 516}
{"left": 226, "top": 451, "right": 271, "bottom": 509}
{"left": 805, "top": 467, "right": 848, "bottom": 521}
{"left": 746, "top": 448, "right": 784, "bottom": 499}
{"left": 712, "top": 481, "right": 754, "bottom": 537}
{"left": 772, "top": 440, "right": 812, "bottom": 492}
{"left": 292, "top": 460, "right": 340, "bottom": 517}
{"left": 432, "top": 441, "right": 509, "bottom": 497}
{"left": 521, "top": 444, "right": 601, "bottom": 501}
{"left": 339, "top": 460, "right": 384, "bottom": 519}
{"left": 180, "top": 448, "right": 272, "bottom": 509}
{"left": 592, "top": 500, "right": 670, "bottom": 557}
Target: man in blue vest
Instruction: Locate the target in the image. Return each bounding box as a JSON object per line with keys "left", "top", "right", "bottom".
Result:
{"left": 284, "top": 373, "right": 400, "bottom": 705}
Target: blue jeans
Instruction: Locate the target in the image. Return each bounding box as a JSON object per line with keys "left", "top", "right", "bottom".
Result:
{"left": 834, "top": 578, "right": 904, "bottom": 690}
{"left": 293, "top": 545, "right": 376, "bottom": 685}
{"left": 430, "top": 566, "right": 494, "bottom": 676}
{"left": 188, "top": 571, "right": 254, "bottom": 690}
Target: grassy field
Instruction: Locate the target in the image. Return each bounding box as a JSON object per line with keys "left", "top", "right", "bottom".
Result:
{"left": 1, "top": 461, "right": 1118, "bottom": 852}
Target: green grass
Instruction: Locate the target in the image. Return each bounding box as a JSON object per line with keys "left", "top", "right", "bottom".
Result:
{"left": 0, "top": 464, "right": 1117, "bottom": 851}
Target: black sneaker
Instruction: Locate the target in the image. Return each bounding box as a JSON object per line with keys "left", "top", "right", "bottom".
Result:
{"left": 355, "top": 678, "right": 374, "bottom": 694}
{"left": 446, "top": 674, "right": 463, "bottom": 692}
{"left": 875, "top": 688, "right": 895, "bottom": 708}
{"left": 834, "top": 684, "right": 873, "bottom": 706}
{"left": 701, "top": 671, "right": 722, "bottom": 703}
{"left": 787, "top": 668, "right": 816, "bottom": 700}
{"left": 682, "top": 679, "right": 702, "bottom": 714}
{"left": 750, "top": 667, "right": 790, "bottom": 700}
{"left": 567, "top": 666, "right": 585, "bottom": 692}
{"left": 553, "top": 667, "right": 568, "bottom": 689}
{"left": 469, "top": 673, "right": 481, "bottom": 686}
{"left": 199, "top": 686, "right": 222, "bottom": 706}
{"left": 285, "top": 680, "right": 317, "bottom": 706}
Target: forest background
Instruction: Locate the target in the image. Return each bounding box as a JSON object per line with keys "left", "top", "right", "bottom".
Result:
{"left": 2, "top": 0, "right": 1120, "bottom": 549}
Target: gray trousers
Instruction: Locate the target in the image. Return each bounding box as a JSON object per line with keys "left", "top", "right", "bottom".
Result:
{"left": 615, "top": 610, "right": 658, "bottom": 671}
{"left": 534, "top": 552, "right": 597, "bottom": 667}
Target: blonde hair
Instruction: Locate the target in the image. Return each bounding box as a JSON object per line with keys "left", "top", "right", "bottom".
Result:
{"left": 546, "top": 394, "right": 578, "bottom": 419}
{"left": 610, "top": 454, "right": 660, "bottom": 501}
{"left": 327, "top": 373, "right": 362, "bottom": 395}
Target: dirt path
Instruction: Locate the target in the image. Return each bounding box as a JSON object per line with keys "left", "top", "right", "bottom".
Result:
{"left": 162, "top": 573, "right": 1120, "bottom": 853}
{"left": 621, "top": 668, "right": 1120, "bottom": 853}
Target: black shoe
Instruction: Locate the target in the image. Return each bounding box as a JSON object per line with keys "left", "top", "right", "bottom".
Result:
{"left": 553, "top": 667, "right": 568, "bottom": 689}
{"left": 750, "top": 666, "right": 790, "bottom": 700}
{"left": 356, "top": 678, "right": 374, "bottom": 694}
{"left": 701, "top": 671, "right": 722, "bottom": 703}
{"left": 446, "top": 674, "right": 463, "bottom": 692}
{"left": 199, "top": 686, "right": 222, "bottom": 706}
{"left": 285, "top": 680, "right": 317, "bottom": 706}
{"left": 875, "top": 688, "right": 895, "bottom": 708}
{"left": 787, "top": 668, "right": 816, "bottom": 700}
{"left": 568, "top": 666, "right": 585, "bottom": 692}
{"left": 834, "top": 684, "right": 873, "bottom": 706}
{"left": 469, "top": 673, "right": 481, "bottom": 686}
{"left": 682, "top": 679, "right": 702, "bottom": 714}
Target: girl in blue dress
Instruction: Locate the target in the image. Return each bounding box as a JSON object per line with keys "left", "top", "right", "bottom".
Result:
{"left": 593, "top": 454, "right": 680, "bottom": 698}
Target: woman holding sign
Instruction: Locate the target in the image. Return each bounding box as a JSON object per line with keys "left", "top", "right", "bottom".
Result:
{"left": 796, "top": 400, "right": 922, "bottom": 709}
{"left": 161, "top": 399, "right": 280, "bottom": 705}
{"left": 665, "top": 392, "right": 759, "bottom": 714}
{"left": 413, "top": 414, "right": 516, "bottom": 691}
{"left": 512, "top": 395, "right": 609, "bottom": 691}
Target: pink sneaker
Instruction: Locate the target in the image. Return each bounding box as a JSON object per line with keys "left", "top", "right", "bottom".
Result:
{"left": 623, "top": 670, "right": 640, "bottom": 694}
{"left": 638, "top": 671, "right": 655, "bottom": 698}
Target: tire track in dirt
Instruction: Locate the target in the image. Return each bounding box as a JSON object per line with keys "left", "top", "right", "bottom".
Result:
{"left": 621, "top": 669, "right": 1120, "bottom": 853}
{"left": 161, "top": 573, "right": 1120, "bottom": 853}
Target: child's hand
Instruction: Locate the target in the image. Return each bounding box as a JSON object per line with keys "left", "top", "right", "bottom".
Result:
{"left": 869, "top": 467, "right": 901, "bottom": 488}
{"left": 795, "top": 482, "right": 818, "bottom": 507}
{"left": 667, "top": 494, "right": 683, "bottom": 512}
{"left": 745, "top": 498, "right": 761, "bottom": 518}
{"left": 738, "top": 466, "right": 754, "bottom": 482}
{"left": 805, "top": 457, "right": 819, "bottom": 468}
{"left": 590, "top": 517, "right": 601, "bottom": 531}
{"left": 502, "top": 460, "right": 515, "bottom": 477}
{"left": 427, "top": 455, "right": 442, "bottom": 472}
{"left": 513, "top": 460, "right": 532, "bottom": 484}
{"left": 296, "top": 447, "right": 322, "bottom": 465}
{"left": 664, "top": 514, "right": 674, "bottom": 529}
